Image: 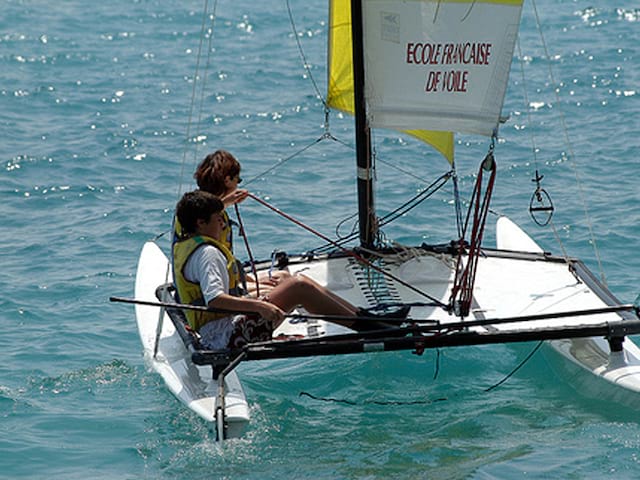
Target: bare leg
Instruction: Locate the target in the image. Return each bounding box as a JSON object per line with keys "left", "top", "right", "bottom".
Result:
{"left": 263, "top": 275, "right": 357, "bottom": 328}
{"left": 257, "top": 270, "right": 291, "bottom": 285}
{"left": 244, "top": 271, "right": 292, "bottom": 298}
{"left": 296, "top": 273, "right": 358, "bottom": 315}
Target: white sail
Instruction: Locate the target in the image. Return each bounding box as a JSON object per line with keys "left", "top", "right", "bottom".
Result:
{"left": 362, "top": 0, "right": 523, "bottom": 136}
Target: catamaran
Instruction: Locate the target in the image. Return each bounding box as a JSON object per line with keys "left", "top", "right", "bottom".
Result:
{"left": 116, "top": 0, "right": 640, "bottom": 440}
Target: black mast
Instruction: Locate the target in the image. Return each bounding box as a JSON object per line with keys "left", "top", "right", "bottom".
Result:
{"left": 350, "top": 0, "right": 376, "bottom": 249}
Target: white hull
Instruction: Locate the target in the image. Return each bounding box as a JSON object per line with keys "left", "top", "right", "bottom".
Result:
{"left": 134, "top": 242, "right": 250, "bottom": 437}
{"left": 494, "top": 217, "right": 640, "bottom": 402}
{"left": 542, "top": 339, "right": 640, "bottom": 408}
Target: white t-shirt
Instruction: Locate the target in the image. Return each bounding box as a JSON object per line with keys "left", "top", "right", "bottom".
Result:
{"left": 184, "top": 244, "right": 229, "bottom": 304}
{"left": 184, "top": 244, "right": 234, "bottom": 349}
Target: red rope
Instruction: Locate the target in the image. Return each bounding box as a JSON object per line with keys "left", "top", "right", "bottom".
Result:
{"left": 450, "top": 154, "right": 497, "bottom": 317}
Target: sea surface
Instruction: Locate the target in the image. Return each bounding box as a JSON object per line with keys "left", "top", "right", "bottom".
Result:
{"left": 2, "top": 0, "right": 640, "bottom": 478}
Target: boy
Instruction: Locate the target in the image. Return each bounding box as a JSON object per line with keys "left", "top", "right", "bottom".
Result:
{"left": 174, "top": 190, "right": 365, "bottom": 350}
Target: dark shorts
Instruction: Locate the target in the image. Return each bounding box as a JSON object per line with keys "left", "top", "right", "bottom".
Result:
{"left": 227, "top": 315, "right": 273, "bottom": 349}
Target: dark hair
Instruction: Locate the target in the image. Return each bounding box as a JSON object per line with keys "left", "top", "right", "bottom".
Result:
{"left": 176, "top": 190, "right": 224, "bottom": 235}
{"left": 194, "top": 150, "right": 241, "bottom": 195}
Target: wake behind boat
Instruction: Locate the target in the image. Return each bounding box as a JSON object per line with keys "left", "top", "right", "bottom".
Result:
{"left": 116, "top": 0, "right": 640, "bottom": 440}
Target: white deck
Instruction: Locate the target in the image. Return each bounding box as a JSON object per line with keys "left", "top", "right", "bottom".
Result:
{"left": 273, "top": 217, "right": 640, "bottom": 404}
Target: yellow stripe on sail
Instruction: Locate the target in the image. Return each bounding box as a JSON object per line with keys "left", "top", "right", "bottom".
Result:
{"left": 404, "top": 130, "right": 454, "bottom": 162}
{"left": 327, "top": 0, "right": 354, "bottom": 114}
{"left": 328, "top": 0, "right": 457, "bottom": 164}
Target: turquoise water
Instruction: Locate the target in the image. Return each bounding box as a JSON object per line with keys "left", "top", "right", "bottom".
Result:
{"left": 2, "top": 0, "right": 640, "bottom": 478}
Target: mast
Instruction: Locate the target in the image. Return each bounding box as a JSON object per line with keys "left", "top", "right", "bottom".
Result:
{"left": 350, "top": 0, "right": 377, "bottom": 249}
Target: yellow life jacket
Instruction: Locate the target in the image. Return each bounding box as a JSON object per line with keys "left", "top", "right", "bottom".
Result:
{"left": 173, "top": 234, "right": 241, "bottom": 331}
{"left": 220, "top": 209, "right": 233, "bottom": 252}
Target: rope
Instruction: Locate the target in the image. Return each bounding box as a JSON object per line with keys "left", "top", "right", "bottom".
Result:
{"left": 377, "top": 171, "right": 452, "bottom": 229}
{"left": 529, "top": 0, "right": 606, "bottom": 284}
{"left": 484, "top": 341, "right": 544, "bottom": 392}
{"left": 233, "top": 0, "right": 344, "bottom": 192}
{"left": 285, "top": 0, "right": 327, "bottom": 109}
{"left": 177, "top": 0, "right": 218, "bottom": 200}
{"left": 300, "top": 339, "right": 545, "bottom": 405}
{"left": 241, "top": 128, "right": 351, "bottom": 190}
{"left": 234, "top": 204, "right": 260, "bottom": 298}
{"left": 451, "top": 161, "right": 464, "bottom": 239}
{"left": 515, "top": 34, "right": 542, "bottom": 182}
{"left": 243, "top": 136, "right": 325, "bottom": 188}
{"left": 316, "top": 170, "right": 453, "bottom": 254}
{"left": 449, "top": 149, "right": 497, "bottom": 317}
{"left": 546, "top": 220, "right": 574, "bottom": 276}
{"left": 160, "top": 0, "right": 220, "bottom": 287}
{"left": 190, "top": 2, "right": 219, "bottom": 173}
{"left": 516, "top": 34, "right": 556, "bottom": 229}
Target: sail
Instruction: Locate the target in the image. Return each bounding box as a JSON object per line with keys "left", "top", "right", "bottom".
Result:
{"left": 328, "top": 0, "right": 524, "bottom": 162}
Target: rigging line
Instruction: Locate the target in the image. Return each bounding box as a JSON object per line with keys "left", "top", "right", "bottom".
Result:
{"left": 234, "top": 204, "right": 260, "bottom": 298}
{"left": 328, "top": 170, "right": 451, "bottom": 247}
{"left": 285, "top": 0, "right": 327, "bottom": 108}
{"left": 450, "top": 152, "right": 496, "bottom": 317}
{"left": 328, "top": 161, "right": 451, "bottom": 246}
{"left": 246, "top": 192, "right": 448, "bottom": 308}
{"left": 451, "top": 161, "right": 464, "bottom": 239}
{"left": 516, "top": 19, "right": 564, "bottom": 257}
{"left": 377, "top": 171, "right": 452, "bottom": 227}
{"left": 326, "top": 133, "right": 354, "bottom": 151}
{"left": 304, "top": 128, "right": 449, "bottom": 188}
{"left": 515, "top": 35, "right": 542, "bottom": 176}
{"left": 162, "top": 0, "right": 217, "bottom": 289}
{"left": 375, "top": 155, "right": 443, "bottom": 185}
{"left": 190, "top": 0, "right": 220, "bottom": 171}
{"left": 312, "top": 230, "right": 358, "bottom": 255}
{"left": 484, "top": 340, "right": 544, "bottom": 392}
{"left": 313, "top": 181, "right": 448, "bottom": 254}
{"left": 244, "top": 137, "right": 446, "bottom": 225}
{"left": 254, "top": 0, "right": 348, "bottom": 203}
{"left": 285, "top": 0, "right": 353, "bottom": 168}
{"left": 177, "top": 0, "right": 214, "bottom": 201}
{"left": 530, "top": 0, "right": 605, "bottom": 284}
{"left": 242, "top": 130, "right": 354, "bottom": 188}
{"left": 285, "top": 0, "right": 342, "bottom": 150}
{"left": 335, "top": 211, "right": 359, "bottom": 240}
{"left": 547, "top": 218, "right": 571, "bottom": 261}
{"left": 317, "top": 171, "right": 453, "bottom": 254}
{"left": 242, "top": 137, "right": 323, "bottom": 188}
